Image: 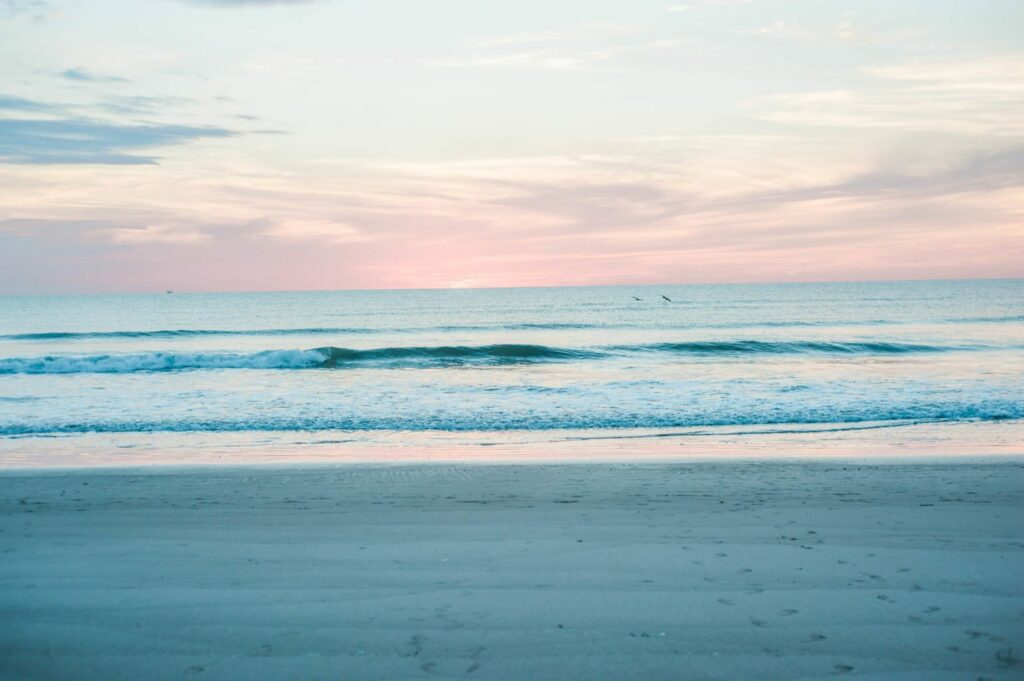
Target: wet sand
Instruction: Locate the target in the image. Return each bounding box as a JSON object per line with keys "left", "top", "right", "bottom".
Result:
{"left": 1, "top": 461, "right": 1022, "bottom": 680}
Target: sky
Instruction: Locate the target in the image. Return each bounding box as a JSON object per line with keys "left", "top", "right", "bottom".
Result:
{"left": 0, "top": 0, "right": 1022, "bottom": 294}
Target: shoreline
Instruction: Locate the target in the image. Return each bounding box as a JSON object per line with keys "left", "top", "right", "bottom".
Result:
{"left": 2, "top": 419, "right": 1024, "bottom": 470}
{"left": 2, "top": 451, "right": 1024, "bottom": 475}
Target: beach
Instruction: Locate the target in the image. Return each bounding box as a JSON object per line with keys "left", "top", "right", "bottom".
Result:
{"left": 3, "top": 0, "right": 1023, "bottom": 675}
{"left": 2, "top": 460, "right": 1021, "bottom": 680}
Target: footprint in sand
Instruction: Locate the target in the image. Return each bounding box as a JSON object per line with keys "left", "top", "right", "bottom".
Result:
{"left": 995, "top": 648, "right": 1020, "bottom": 668}
{"left": 466, "top": 646, "right": 486, "bottom": 674}
{"left": 406, "top": 635, "right": 424, "bottom": 658}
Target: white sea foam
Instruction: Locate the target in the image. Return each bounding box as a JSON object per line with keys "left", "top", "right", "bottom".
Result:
{"left": 0, "top": 350, "right": 326, "bottom": 374}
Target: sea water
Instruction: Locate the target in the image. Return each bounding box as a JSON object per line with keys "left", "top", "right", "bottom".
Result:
{"left": 1, "top": 280, "right": 1022, "bottom": 461}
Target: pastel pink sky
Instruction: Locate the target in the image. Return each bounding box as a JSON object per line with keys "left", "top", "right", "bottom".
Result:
{"left": 1, "top": 0, "right": 1022, "bottom": 293}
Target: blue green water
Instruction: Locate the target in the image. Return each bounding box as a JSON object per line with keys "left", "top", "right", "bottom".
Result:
{"left": 0, "top": 280, "right": 1021, "bottom": 449}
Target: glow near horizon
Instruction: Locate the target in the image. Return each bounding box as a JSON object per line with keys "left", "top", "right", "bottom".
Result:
{"left": 0, "top": 0, "right": 1022, "bottom": 294}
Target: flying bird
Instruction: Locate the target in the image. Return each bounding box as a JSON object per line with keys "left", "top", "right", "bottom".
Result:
{"left": 661, "top": 295, "right": 672, "bottom": 302}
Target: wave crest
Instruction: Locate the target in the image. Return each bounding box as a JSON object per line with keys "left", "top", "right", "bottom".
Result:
{"left": 0, "top": 350, "right": 326, "bottom": 374}
{"left": 633, "top": 340, "right": 963, "bottom": 354}
{"left": 3, "top": 314, "right": 1020, "bottom": 341}
{"left": 0, "top": 339, "right": 990, "bottom": 374}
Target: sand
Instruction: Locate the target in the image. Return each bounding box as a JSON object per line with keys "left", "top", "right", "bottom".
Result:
{"left": 1, "top": 461, "right": 1022, "bottom": 680}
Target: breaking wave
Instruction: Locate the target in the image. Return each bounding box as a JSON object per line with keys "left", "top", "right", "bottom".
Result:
{"left": 0, "top": 339, "right": 993, "bottom": 374}
{"left": 1, "top": 399, "right": 1021, "bottom": 435}
{"left": 627, "top": 340, "right": 970, "bottom": 355}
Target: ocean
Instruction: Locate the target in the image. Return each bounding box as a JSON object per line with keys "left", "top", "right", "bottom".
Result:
{"left": 1, "top": 280, "right": 1022, "bottom": 463}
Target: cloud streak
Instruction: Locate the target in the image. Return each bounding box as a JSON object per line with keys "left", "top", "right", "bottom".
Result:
{"left": 179, "top": 0, "right": 316, "bottom": 6}
{"left": 6, "top": 134, "right": 1020, "bottom": 292}
{"left": 1, "top": 0, "right": 53, "bottom": 19}
{"left": 60, "top": 68, "right": 129, "bottom": 84}
{"left": 436, "top": 24, "right": 683, "bottom": 72}
{"left": 759, "top": 55, "right": 1024, "bottom": 136}
{"left": 667, "top": 0, "right": 753, "bottom": 12}
{"left": 103, "top": 224, "right": 211, "bottom": 244}
{"left": 0, "top": 93, "right": 60, "bottom": 113}
{"left": 262, "top": 219, "right": 367, "bottom": 243}
{"left": 0, "top": 117, "right": 235, "bottom": 164}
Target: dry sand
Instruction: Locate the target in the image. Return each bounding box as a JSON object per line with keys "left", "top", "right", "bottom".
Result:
{"left": 1, "top": 461, "right": 1022, "bottom": 680}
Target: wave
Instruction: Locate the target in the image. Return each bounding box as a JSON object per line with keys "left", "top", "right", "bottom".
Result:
{"left": 2, "top": 401, "right": 1021, "bottom": 435}
{"left": 0, "top": 328, "right": 380, "bottom": 341}
{"left": 313, "top": 344, "right": 599, "bottom": 367}
{"left": 0, "top": 349, "right": 328, "bottom": 374}
{"left": 628, "top": 340, "right": 969, "bottom": 355}
{"left": 4, "top": 314, "right": 1020, "bottom": 342}
{"left": 949, "top": 314, "right": 1024, "bottom": 324}
{"left": 0, "top": 345, "right": 596, "bottom": 374}
{"left": 0, "top": 339, "right": 993, "bottom": 374}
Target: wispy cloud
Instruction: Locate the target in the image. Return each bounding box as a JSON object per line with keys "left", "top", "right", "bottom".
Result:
{"left": 0, "top": 91, "right": 240, "bottom": 164}
{"left": 1, "top": 0, "right": 54, "bottom": 20}
{"left": 739, "top": 11, "right": 923, "bottom": 46}
{"left": 0, "top": 117, "right": 235, "bottom": 164}
{"left": 103, "top": 224, "right": 211, "bottom": 244}
{"left": 60, "top": 68, "right": 129, "bottom": 84}
{"left": 759, "top": 55, "right": 1024, "bottom": 136}
{"left": 667, "top": 0, "right": 752, "bottom": 12}
{"left": 0, "top": 93, "right": 60, "bottom": 113}
{"left": 436, "top": 49, "right": 667, "bottom": 71}
{"left": 741, "top": 17, "right": 853, "bottom": 44}
{"left": 473, "top": 23, "right": 638, "bottom": 48}
{"left": 96, "top": 94, "right": 196, "bottom": 116}
{"left": 866, "top": 55, "right": 1024, "bottom": 91}
{"left": 3, "top": 137, "right": 1021, "bottom": 291}
{"left": 435, "top": 24, "right": 683, "bottom": 72}
{"left": 262, "top": 219, "right": 367, "bottom": 243}
{"left": 178, "top": 0, "right": 316, "bottom": 6}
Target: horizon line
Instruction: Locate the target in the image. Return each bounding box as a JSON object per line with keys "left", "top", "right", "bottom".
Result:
{"left": 2, "top": 276, "right": 1022, "bottom": 299}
